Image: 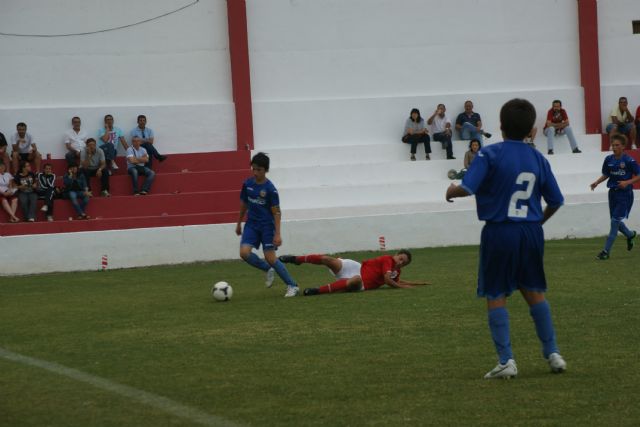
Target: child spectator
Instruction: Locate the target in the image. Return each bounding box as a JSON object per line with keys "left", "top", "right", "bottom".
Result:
{"left": 464, "top": 139, "right": 481, "bottom": 169}
{"left": 0, "top": 162, "right": 20, "bottom": 223}
{"left": 63, "top": 164, "right": 91, "bottom": 219}
{"left": 37, "top": 163, "right": 60, "bottom": 222}
{"left": 14, "top": 160, "right": 38, "bottom": 222}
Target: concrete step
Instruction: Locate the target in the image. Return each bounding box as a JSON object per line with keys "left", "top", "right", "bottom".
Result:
{"left": 259, "top": 134, "right": 602, "bottom": 168}
{"left": 0, "top": 211, "right": 238, "bottom": 237}
{"left": 277, "top": 171, "right": 608, "bottom": 211}
{"left": 269, "top": 150, "right": 607, "bottom": 189}
{"left": 40, "top": 150, "right": 250, "bottom": 176}
{"left": 0, "top": 190, "right": 239, "bottom": 224}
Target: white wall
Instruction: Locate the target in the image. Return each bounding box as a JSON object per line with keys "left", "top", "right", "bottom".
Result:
{"left": 598, "top": 0, "right": 640, "bottom": 125}
{"left": 247, "top": 0, "right": 583, "bottom": 150}
{"left": 0, "top": 0, "right": 236, "bottom": 155}
{"left": 0, "top": 197, "right": 632, "bottom": 276}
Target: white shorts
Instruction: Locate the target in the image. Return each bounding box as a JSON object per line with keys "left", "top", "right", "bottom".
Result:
{"left": 333, "top": 258, "right": 362, "bottom": 280}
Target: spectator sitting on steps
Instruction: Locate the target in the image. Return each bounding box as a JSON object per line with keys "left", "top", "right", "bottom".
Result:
{"left": 63, "top": 164, "right": 91, "bottom": 220}
{"left": 0, "top": 161, "right": 20, "bottom": 223}
{"left": 64, "top": 116, "right": 88, "bottom": 167}
{"left": 11, "top": 122, "right": 42, "bottom": 174}
{"left": 455, "top": 100, "right": 491, "bottom": 146}
{"left": 126, "top": 136, "right": 156, "bottom": 196}
{"left": 402, "top": 108, "right": 431, "bottom": 161}
{"left": 80, "top": 138, "right": 110, "bottom": 197}
{"left": 98, "top": 114, "right": 128, "bottom": 171}
{"left": 129, "top": 115, "right": 167, "bottom": 169}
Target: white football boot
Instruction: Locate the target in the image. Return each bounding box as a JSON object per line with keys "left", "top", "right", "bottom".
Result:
{"left": 547, "top": 353, "right": 567, "bottom": 373}
{"left": 484, "top": 359, "right": 517, "bottom": 379}
{"left": 284, "top": 286, "right": 299, "bottom": 298}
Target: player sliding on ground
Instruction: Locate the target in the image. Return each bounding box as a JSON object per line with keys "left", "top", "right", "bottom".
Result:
{"left": 279, "top": 250, "right": 430, "bottom": 295}
{"left": 446, "top": 98, "right": 567, "bottom": 379}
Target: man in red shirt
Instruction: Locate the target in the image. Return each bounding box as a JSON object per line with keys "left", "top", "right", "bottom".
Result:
{"left": 543, "top": 100, "right": 581, "bottom": 155}
{"left": 293, "top": 250, "right": 429, "bottom": 296}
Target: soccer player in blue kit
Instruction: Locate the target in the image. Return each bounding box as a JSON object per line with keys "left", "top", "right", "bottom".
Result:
{"left": 446, "top": 98, "right": 567, "bottom": 379}
{"left": 590, "top": 134, "right": 639, "bottom": 259}
{"left": 236, "top": 152, "right": 300, "bottom": 297}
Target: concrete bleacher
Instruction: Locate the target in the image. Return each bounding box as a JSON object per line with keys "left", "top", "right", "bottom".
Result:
{"left": 0, "top": 151, "right": 249, "bottom": 237}
{"left": 263, "top": 134, "right": 609, "bottom": 217}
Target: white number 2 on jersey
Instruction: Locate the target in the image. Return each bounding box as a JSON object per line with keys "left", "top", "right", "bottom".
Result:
{"left": 508, "top": 172, "right": 536, "bottom": 218}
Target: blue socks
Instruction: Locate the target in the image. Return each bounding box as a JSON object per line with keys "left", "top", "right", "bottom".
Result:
{"left": 488, "top": 307, "right": 513, "bottom": 364}
{"left": 605, "top": 219, "right": 633, "bottom": 253}
{"left": 529, "top": 300, "right": 559, "bottom": 358}
{"left": 243, "top": 253, "right": 297, "bottom": 287}
{"left": 244, "top": 252, "right": 271, "bottom": 272}
{"left": 272, "top": 260, "right": 297, "bottom": 287}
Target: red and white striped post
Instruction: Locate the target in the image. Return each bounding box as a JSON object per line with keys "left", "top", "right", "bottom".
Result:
{"left": 378, "top": 236, "right": 386, "bottom": 251}
{"left": 101, "top": 254, "right": 108, "bottom": 271}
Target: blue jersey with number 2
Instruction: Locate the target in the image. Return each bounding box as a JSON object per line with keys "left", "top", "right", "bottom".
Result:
{"left": 461, "top": 140, "right": 564, "bottom": 222}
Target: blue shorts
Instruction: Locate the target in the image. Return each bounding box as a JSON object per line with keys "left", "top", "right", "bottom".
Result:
{"left": 478, "top": 222, "right": 547, "bottom": 300}
{"left": 608, "top": 188, "right": 634, "bottom": 220}
{"left": 241, "top": 222, "right": 276, "bottom": 251}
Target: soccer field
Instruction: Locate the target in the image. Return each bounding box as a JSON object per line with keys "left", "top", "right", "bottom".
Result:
{"left": 1, "top": 237, "right": 639, "bottom": 427}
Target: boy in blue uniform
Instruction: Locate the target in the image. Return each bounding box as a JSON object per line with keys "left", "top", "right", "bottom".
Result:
{"left": 590, "top": 134, "right": 640, "bottom": 259}
{"left": 446, "top": 98, "right": 567, "bottom": 379}
{"left": 236, "top": 152, "right": 300, "bottom": 297}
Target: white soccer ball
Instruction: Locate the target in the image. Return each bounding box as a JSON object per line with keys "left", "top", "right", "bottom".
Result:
{"left": 211, "top": 281, "right": 233, "bottom": 302}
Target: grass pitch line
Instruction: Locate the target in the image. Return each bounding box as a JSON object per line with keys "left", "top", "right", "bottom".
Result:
{"left": 0, "top": 347, "right": 243, "bottom": 427}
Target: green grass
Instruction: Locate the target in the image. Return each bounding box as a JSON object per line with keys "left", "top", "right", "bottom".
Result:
{"left": 1, "top": 237, "right": 639, "bottom": 426}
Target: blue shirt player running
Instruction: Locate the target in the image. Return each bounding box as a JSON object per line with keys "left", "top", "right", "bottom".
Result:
{"left": 590, "top": 134, "right": 640, "bottom": 260}
{"left": 446, "top": 98, "right": 567, "bottom": 379}
{"left": 236, "top": 152, "right": 299, "bottom": 297}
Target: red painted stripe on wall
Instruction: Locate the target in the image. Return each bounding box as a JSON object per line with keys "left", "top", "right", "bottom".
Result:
{"left": 227, "top": 0, "right": 254, "bottom": 151}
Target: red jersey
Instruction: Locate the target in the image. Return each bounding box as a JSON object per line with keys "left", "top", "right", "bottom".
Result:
{"left": 360, "top": 255, "right": 401, "bottom": 289}
{"left": 544, "top": 108, "right": 569, "bottom": 130}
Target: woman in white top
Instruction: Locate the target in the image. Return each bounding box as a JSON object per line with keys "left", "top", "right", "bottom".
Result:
{"left": 402, "top": 108, "right": 431, "bottom": 161}
{"left": 0, "top": 162, "right": 20, "bottom": 222}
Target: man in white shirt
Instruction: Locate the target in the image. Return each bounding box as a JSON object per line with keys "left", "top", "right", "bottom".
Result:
{"left": 126, "top": 136, "right": 155, "bottom": 195}
{"left": 427, "top": 104, "right": 455, "bottom": 160}
{"left": 11, "top": 122, "right": 42, "bottom": 173}
{"left": 64, "top": 116, "right": 88, "bottom": 166}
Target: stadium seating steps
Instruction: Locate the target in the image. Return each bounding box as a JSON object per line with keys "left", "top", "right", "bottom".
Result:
{"left": 0, "top": 151, "right": 250, "bottom": 237}
{"left": 1, "top": 135, "right": 638, "bottom": 237}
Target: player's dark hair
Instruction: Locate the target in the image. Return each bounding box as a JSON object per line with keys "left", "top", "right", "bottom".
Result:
{"left": 18, "top": 160, "right": 29, "bottom": 173}
{"left": 611, "top": 134, "right": 627, "bottom": 146}
{"left": 552, "top": 100, "right": 562, "bottom": 106}
{"left": 86, "top": 138, "right": 96, "bottom": 144}
{"left": 469, "top": 139, "right": 481, "bottom": 149}
{"left": 71, "top": 116, "right": 81, "bottom": 123}
{"left": 397, "top": 249, "right": 412, "bottom": 265}
{"left": 104, "top": 114, "right": 113, "bottom": 121}
{"left": 137, "top": 114, "right": 146, "bottom": 121}
{"left": 409, "top": 108, "right": 422, "bottom": 123}
{"left": 251, "top": 152, "right": 270, "bottom": 171}
{"left": 17, "top": 122, "right": 27, "bottom": 129}
{"left": 43, "top": 163, "right": 53, "bottom": 169}
{"left": 619, "top": 97, "right": 628, "bottom": 103}
{"left": 500, "top": 98, "right": 536, "bottom": 141}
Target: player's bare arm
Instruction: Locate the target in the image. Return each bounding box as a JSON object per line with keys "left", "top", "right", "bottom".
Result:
{"left": 446, "top": 183, "right": 470, "bottom": 202}
{"left": 384, "top": 272, "right": 413, "bottom": 289}
{"left": 398, "top": 279, "right": 431, "bottom": 286}
{"left": 541, "top": 205, "right": 560, "bottom": 225}
{"left": 235, "top": 202, "right": 247, "bottom": 235}
{"left": 617, "top": 174, "right": 640, "bottom": 189}
{"left": 590, "top": 175, "right": 607, "bottom": 191}
{"left": 271, "top": 205, "right": 282, "bottom": 247}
